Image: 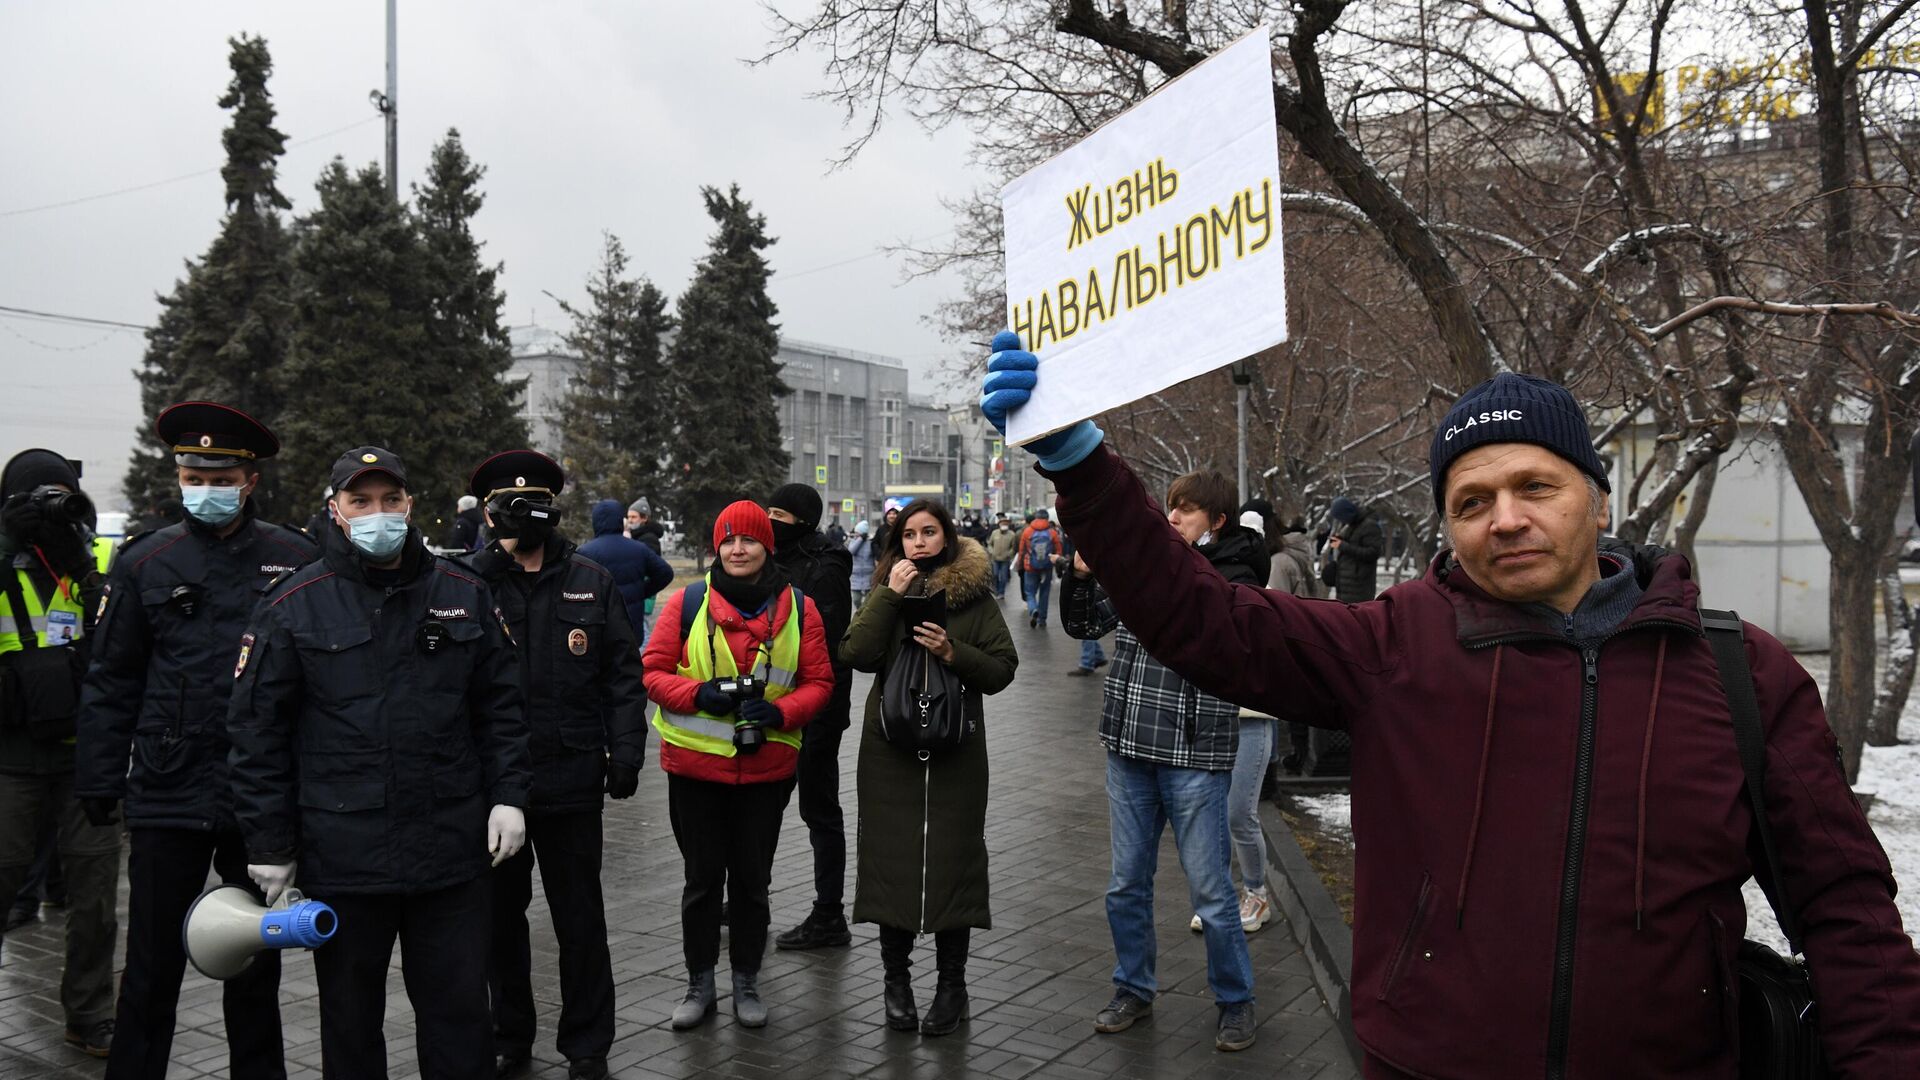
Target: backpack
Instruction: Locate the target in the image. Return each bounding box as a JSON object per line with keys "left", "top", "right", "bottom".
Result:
{"left": 1027, "top": 528, "right": 1054, "bottom": 565}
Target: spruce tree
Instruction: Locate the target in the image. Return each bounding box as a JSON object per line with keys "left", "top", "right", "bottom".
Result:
{"left": 553, "top": 232, "right": 675, "bottom": 518}
{"left": 667, "top": 185, "right": 790, "bottom": 553}
{"left": 124, "top": 34, "right": 296, "bottom": 520}
{"left": 274, "top": 160, "right": 437, "bottom": 518}
{"left": 412, "top": 129, "right": 528, "bottom": 519}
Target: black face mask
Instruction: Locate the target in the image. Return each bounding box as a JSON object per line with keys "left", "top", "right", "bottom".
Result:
{"left": 771, "top": 519, "right": 812, "bottom": 551}
{"left": 910, "top": 547, "right": 953, "bottom": 576}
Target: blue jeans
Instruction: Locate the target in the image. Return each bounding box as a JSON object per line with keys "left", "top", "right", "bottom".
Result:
{"left": 1079, "top": 638, "right": 1106, "bottom": 670}
{"left": 1104, "top": 753, "right": 1253, "bottom": 1005}
{"left": 1024, "top": 569, "right": 1052, "bottom": 624}
{"left": 1229, "top": 717, "right": 1273, "bottom": 889}
{"left": 992, "top": 559, "right": 1012, "bottom": 598}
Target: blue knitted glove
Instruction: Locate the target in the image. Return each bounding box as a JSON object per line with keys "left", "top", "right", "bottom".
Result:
{"left": 979, "top": 330, "right": 1105, "bottom": 470}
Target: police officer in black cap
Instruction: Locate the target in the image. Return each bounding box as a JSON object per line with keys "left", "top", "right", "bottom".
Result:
{"left": 225, "top": 446, "right": 533, "bottom": 1079}
{"left": 75, "top": 402, "right": 317, "bottom": 1079}
{"left": 464, "top": 451, "right": 646, "bottom": 1080}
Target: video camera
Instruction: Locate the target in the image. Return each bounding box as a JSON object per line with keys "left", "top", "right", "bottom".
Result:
{"left": 488, "top": 495, "right": 561, "bottom": 537}
{"left": 717, "top": 673, "right": 767, "bottom": 753}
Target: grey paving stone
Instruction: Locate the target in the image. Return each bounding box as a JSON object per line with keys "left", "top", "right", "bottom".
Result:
{"left": 0, "top": 597, "right": 1342, "bottom": 1076}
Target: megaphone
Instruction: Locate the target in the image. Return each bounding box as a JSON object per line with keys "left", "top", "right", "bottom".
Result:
{"left": 183, "top": 884, "right": 339, "bottom": 980}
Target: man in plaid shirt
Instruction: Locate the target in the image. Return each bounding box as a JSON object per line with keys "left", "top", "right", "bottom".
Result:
{"left": 1061, "top": 469, "right": 1266, "bottom": 1053}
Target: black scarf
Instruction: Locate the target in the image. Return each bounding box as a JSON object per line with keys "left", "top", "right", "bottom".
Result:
{"left": 711, "top": 564, "right": 787, "bottom": 615}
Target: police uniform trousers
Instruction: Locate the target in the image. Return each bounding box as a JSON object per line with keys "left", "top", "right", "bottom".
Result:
{"left": 0, "top": 773, "right": 120, "bottom": 1032}
{"left": 487, "top": 811, "right": 614, "bottom": 1062}
{"left": 107, "top": 828, "right": 285, "bottom": 1080}
{"left": 794, "top": 719, "right": 846, "bottom": 915}
{"left": 667, "top": 774, "right": 796, "bottom": 974}
{"left": 313, "top": 875, "right": 492, "bottom": 1080}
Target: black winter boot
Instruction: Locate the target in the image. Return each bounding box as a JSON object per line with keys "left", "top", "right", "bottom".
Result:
{"left": 920, "top": 928, "right": 970, "bottom": 1037}
{"left": 878, "top": 926, "right": 919, "bottom": 1031}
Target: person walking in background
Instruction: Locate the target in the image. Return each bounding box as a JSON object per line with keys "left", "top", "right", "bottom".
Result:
{"left": 1268, "top": 519, "right": 1325, "bottom": 776}
{"left": 873, "top": 498, "right": 905, "bottom": 556}
{"left": 846, "top": 521, "right": 877, "bottom": 609}
{"left": 762, "top": 484, "right": 857, "bottom": 953}
{"left": 840, "top": 500, "right": 1018, "bottom": 1037}
{"left": 579, "top": 499, "right": 674, "bottom": 647}
{"left": 985, "top": 513, "right": 1018, "bottom": 600}
{"left": 465, "top": 454, "right": 646, "bottom": 1080}
{"left": 1016, "top": 509, "right": 1060, "bottom": 629}
{"left": 644, "top": 502, "right": 832, "bottom": 1031}
{"left": 1323, "top": 495, "right": 1382, "bottom": 603}
{"left": 626, "top": 498, "right": 664, "bottom": 553}
{"left": 1059, "top": 468, "right": 1263, "bottom": 1053}
{"left": 451, "top": 494, "right": 484, "bottom": 553}
{"left": 826, "top": 518, "right": 847, "bottom": 547}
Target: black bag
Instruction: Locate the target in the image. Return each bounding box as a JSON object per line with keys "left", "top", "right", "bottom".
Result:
{"left": 880, "top": 631, "right": 970, "bottom": 761}
{"left": 1700, "top": 607, "right": 1827, "bottom": 1080}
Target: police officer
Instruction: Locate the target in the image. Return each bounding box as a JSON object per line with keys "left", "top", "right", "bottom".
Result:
{"left": 225, "top": 446, "right": 532, "bottom": 1080}
{"left": 0, "top": 448, "right": 120, "bottom": 1058}
{"left": 464, "top": 452, "right": 645, "bottom": 1080}
{"left": 75, "top": 403, "right": 317, "bottom": 1079}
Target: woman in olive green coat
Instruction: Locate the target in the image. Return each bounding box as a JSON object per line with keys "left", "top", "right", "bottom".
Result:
{"left": 842, "top": 499, "right": 1018, "bottom": 1037}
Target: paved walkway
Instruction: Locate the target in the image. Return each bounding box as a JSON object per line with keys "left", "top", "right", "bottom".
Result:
{"left": 0, "top": 590, "right": 1353, "bottom": 1079}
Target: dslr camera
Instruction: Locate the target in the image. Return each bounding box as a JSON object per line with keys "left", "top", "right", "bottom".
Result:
{"left": 2, "top": 485, "right": 94, "bottom": 540}
{"left": 717, "top": 674, "right": 767, "bottom": 753}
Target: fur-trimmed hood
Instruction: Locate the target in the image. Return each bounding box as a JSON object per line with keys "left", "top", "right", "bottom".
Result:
{"left": 873, "top": 536, "right": 994, "bottom": 608}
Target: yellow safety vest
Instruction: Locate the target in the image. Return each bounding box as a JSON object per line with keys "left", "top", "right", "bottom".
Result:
{"left": 0, "top": 537, "right": 112, "bottom": 655}
{"left": 650, "top": 577, "right": 805, "bottom": 757}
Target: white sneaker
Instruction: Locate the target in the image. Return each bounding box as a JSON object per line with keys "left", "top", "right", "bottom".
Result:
{"left": 1240, "top": 889, "right": 1272, "bottom": 933}
{"left": 1189, "top": 912, "right": 1203, "bottom": 933}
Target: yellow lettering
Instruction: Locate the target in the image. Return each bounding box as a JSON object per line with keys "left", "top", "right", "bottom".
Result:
{"left": 1056, "top": 278, "right": 1081, "bottom": 341}
{"left": 1183, "top": 215, "right": 1212, "bottom": 280}
{"left": 1035, "top": 291, "right": 1057, "bottom": 350}
{"left": 1157, "top": 157, "right": 1179, "bottom": 201}
{"left": 1131, "top": 246, "right": 1159, "bottom": 306}
{"left": 1065, "top": 186, "right": 1093, "bottom": 250}
{"left": 1247, "top": 179, "right": 1274, "bottom": 253}
{"left": 1084, "top": 265, "right": 1109, "bottom": 326}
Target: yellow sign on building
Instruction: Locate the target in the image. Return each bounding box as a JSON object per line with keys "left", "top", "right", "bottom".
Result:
{"left": 887, "top": 449, "right": 902, "bottom": 466}
{"left": 815, "top": 465, "right": 829, "bottom": 484}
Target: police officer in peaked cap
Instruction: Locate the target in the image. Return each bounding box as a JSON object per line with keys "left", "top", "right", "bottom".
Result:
{"left": 463, "top": 451, "right": 645, "bottom": 1080}
{"left": 224, "top": 445, "right": 533, "bottom": 1079}
{"left": 75, "top": 402, "right": 318, "bottom": 1079}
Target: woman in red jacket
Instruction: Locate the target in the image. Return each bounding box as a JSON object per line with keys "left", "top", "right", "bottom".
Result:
{"left": 643, "top": 501, "right": 832, "bottom": 1032}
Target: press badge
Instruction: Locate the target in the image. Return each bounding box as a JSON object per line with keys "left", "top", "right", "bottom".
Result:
{"left": 46, "top": 609, "right": 79, "bottom": 645}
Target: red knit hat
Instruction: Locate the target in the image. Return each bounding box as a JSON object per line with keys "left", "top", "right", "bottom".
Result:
{"left": 712, "top": 500, "right": 776, "bottom": 553}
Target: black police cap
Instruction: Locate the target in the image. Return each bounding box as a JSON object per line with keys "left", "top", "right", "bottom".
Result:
{"left": 469, "top": 450, "right": 565, "bottom": 502}
{"left": 329, "top": 447, "right": 409, "bottom": 492}
{"left": 157, "top": 402, "right": 279, "bottom": 469}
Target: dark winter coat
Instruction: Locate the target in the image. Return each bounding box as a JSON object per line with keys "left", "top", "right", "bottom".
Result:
{"left": 641, "top": 580, "right": 833, "bottom": 785}
{"left": 75, "top": 512, "right": 317, "bottom": 830}
{"left": 629, "top": 519, "right": 665, "bottom": 555}
{"left": 451, "top": 507, "right": 484, "bottom": 552}
{"left": 842, "top": 538, "right": 1018, "bottom": 932}
{"left": 1047, "top": 445, "right": 1920, "bottom": 1080}
{"left": 1328, "top": 504, "right": 1384, "bottom": 603}
{"left": 225, "top": 526, "right": 532, "bottom": 895}
{"left": 773, "top": 529, "right": 854, "bottom": 731}
{"left": 1061, "top": 524, "right": 1261, "bottom": 771}
{"left": 578, "top": 499, "right": 675, "bottom": 634}
{"left": 464, "top": 534, "right": 647, "bottom": 815}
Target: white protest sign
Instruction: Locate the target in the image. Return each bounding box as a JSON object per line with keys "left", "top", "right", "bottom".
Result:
{"left": 1000, "top": 27, "right": 1286, "bottom": 444}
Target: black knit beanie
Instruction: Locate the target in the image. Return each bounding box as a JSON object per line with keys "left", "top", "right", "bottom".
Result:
{"left": 768, "top": 482, "right": 823, "bottom": 529}
{"left": 1429, "top": 373, "right": 1610, "bottom": 513}
{"left": 1, "top": 449, "right": 80, "bottom": 500}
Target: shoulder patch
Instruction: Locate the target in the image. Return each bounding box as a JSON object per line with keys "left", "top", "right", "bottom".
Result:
{"left": 234, "top": 633, "right": 255, "bottom": 679}
{"left": 561, "top": 590, "right": 597, "bottom": 602}
{"left": 494, "top": 605, "right": 515, "bottom": 646}
{"left": 429, "top": 606, "right": 471, "bottom": 620}
{"left": 96, "top": 582, "right": 112, "bottom": 620}
{"left": 259, "top": 563, "right": 300, "bottom": 577}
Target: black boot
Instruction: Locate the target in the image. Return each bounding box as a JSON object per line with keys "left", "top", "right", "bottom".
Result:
{"left": 920, "top": 928, "right": 969, "bottom": 1037}
{"left": 878, "top": 926, "right": 918, "bottom": 1032}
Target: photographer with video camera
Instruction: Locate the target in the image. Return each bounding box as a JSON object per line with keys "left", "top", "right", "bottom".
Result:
{"left": 0, "top": 448, "right": 119, "bottom": 1058}
{"left": 642, "top": 501, "right": 832, "bottom": 1032}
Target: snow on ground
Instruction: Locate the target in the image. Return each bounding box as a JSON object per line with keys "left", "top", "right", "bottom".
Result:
{"left": 1288, "top": 651, "right": 1920, "bottom": 954}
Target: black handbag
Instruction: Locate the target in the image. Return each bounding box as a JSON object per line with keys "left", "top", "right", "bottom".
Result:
{"left": 879, "top": 636, "right": 971, "bottom": 761}
{"left": 1701, "top": 607, "right": 1828, "bottom": 1080}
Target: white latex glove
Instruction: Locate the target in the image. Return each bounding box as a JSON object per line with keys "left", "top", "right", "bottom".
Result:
{"left": 487, "top": 804, "right": 527, "bottom": 867}
{"left": 248, "top": 862, "right": 295, "bottom": 906}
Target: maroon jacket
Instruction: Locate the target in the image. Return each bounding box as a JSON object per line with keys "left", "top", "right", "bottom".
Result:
{"left": 1049, "top": 446, "right": 1920, "bottom": 1079}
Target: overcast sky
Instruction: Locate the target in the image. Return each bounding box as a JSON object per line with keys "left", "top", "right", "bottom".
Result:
{"left": 0, "top": 1, "right": 981, "bottom": 509}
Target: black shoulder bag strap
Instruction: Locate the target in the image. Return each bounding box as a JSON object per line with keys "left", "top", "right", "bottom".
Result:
{"left": 1700, "top": 605, "right": 1803, "bottom": 954}
{"left": 3, "top": 570, "right": 41, "bottom": 651}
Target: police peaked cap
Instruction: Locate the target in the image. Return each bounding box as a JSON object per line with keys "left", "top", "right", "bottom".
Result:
{"left": 468, "top": 450, "right": 565, "bottom": 502}
{"left": 157, "top": 401, "right": 279, "bottom": 468}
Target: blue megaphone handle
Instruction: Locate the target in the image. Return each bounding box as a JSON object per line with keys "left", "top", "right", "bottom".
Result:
{"left": 257, "top": 895, "right": 338, "bottom": 949}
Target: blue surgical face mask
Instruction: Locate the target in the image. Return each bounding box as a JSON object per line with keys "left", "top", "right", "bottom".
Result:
{"left": 180, "top": 484, "right": 243, "bottom": 526}
{"left": 346, "top": 511, "right": 409, "bottom": 561}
